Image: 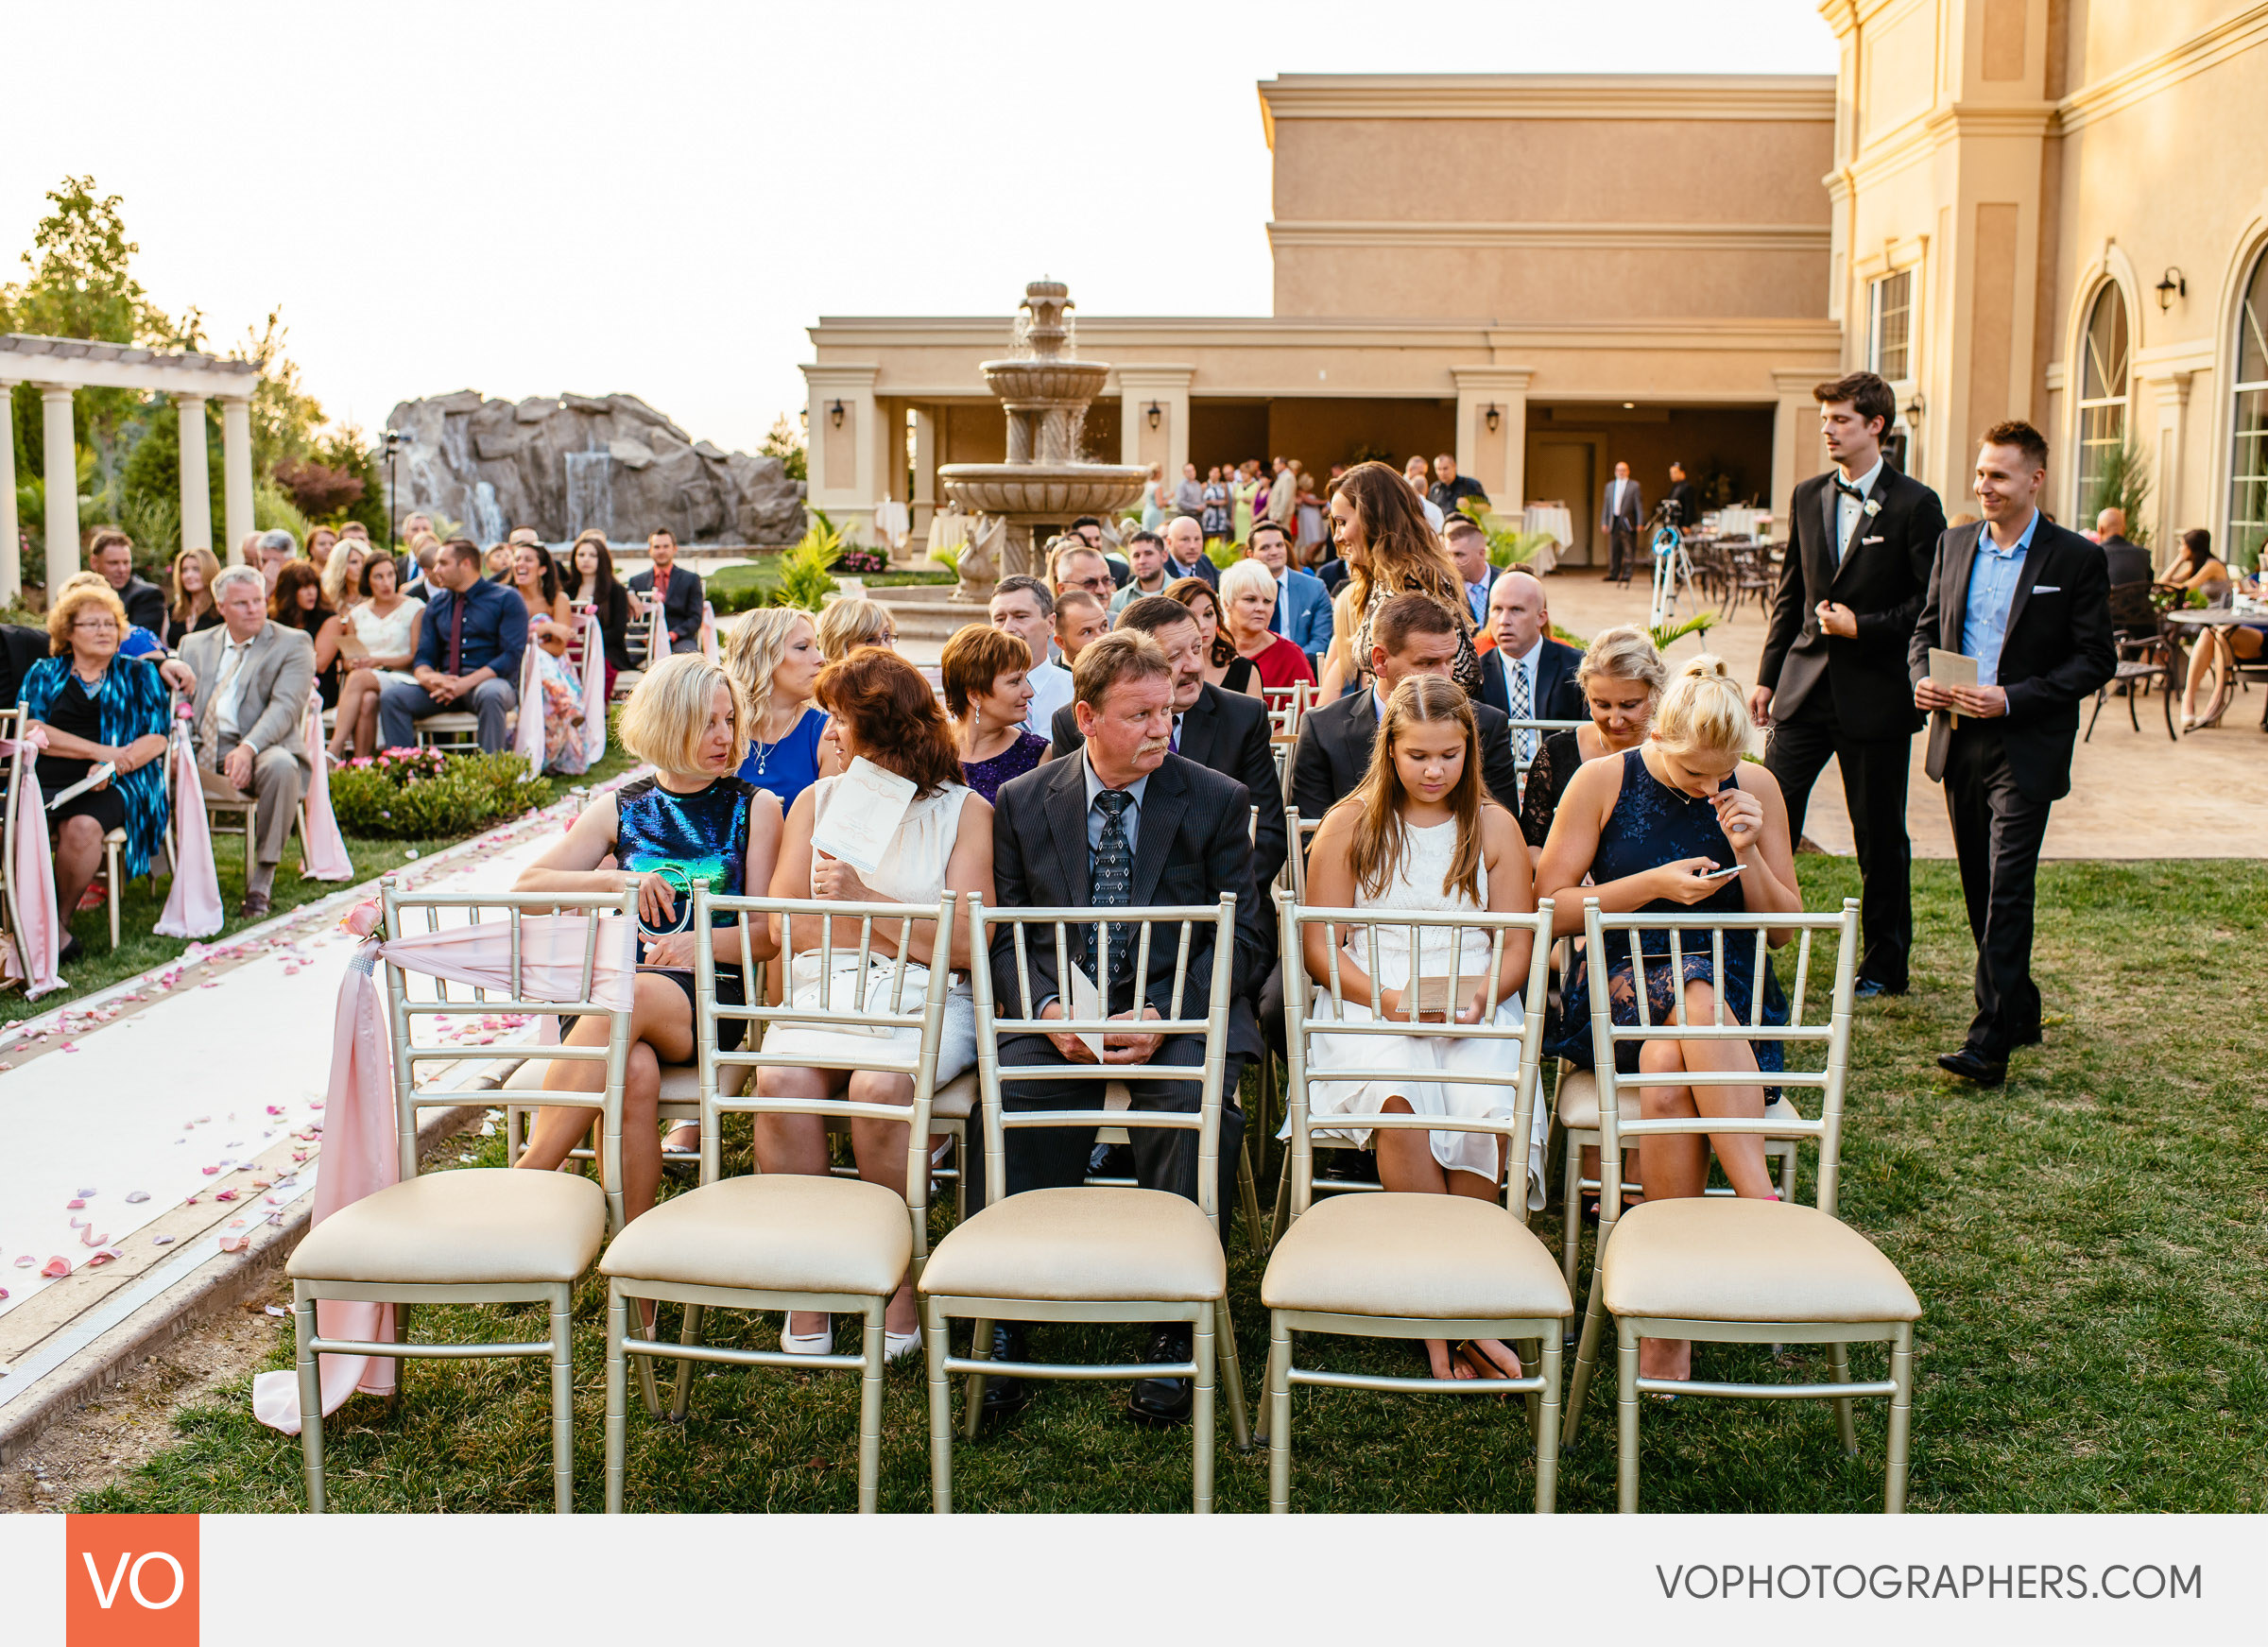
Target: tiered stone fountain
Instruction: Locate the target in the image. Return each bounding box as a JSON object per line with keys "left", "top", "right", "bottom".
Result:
{"left": 939, "top": 280, "right": 1148, "bottom": 602}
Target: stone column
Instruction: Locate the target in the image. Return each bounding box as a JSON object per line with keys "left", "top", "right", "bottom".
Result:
{"left": 800, "top": 364, "right": 880, "bottom": 543}
{"left": 1452, "top": 366, "right": 1533, "bottom": 517}
{"left": 2140, "top": 369, "right": 2192, "bottom": 554}
{"left": 0, "top": 380, "right": 18, "bottom": 606}
{"left": 1770, "top": 370, "right": 1825, "bottom": 533}
{"left": 221, "top": 395, "right": 254, "bottom": 562}
{"left": 177, "top": 392, "right": 214, "bottom": 554}
{"left": 1118, "top": 368, "right": 1194, "bottom": 490}
{"left": 909, "top": 405, "right": 937, "bottom": 551}
{"left": 41, "top": 386, "right": 79, "bottom": 584}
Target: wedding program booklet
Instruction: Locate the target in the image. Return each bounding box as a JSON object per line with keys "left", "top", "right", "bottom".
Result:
{"left": 1407, "top": 971, "right": 1490, "bottom": 1021}
{"left": 1064, "top": 961, "right": 1108, "bottom": 1059}
{"left": 808, "top": 755, "right": 915, "bottom": 876}
{"left": 1928, "top": 647, "right": 1979, "bottom": 727}
{"left": 45, "top": 762, "right": 116, "bottom": 811}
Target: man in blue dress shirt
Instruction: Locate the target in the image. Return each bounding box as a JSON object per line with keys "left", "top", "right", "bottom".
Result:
{"left": 378, "top": 539, "right": 528, "bottom": 752}
{"left": 1909, "top": 421, "right": 2114, "bottom": 1086}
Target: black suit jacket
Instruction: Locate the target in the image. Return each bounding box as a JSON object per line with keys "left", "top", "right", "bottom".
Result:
{"left": 1758, "top": 464, "right": 1948, "bottom": 740}
{"left": 1314, "top": 558, "right": 1348, "bottom": 597}
{"left": 990, "top": 751, "right": 1265, "bottom": 1059}
{"left": 626, "top": 564, "right": 705, "bottom": 647}
{"left": 118, "top": 575, "right": 167, "bottom": 637}
{"left": 1048, "top": 681, "right": 1283, "bottom": 892}
{"left": 1907, "top": 516, "right": 2117, "bottom": 803}
{"left": 1477, "top": 636, "right": 1585, "bottom": 723}
{"left": 1162, "top": 556, "right": 1218, "bottom": 590}
{"left": 1665, "top": 479, "right": 1699, "bottom": 527}
{"left": 1291, "top": 685, "right": 1522, "bottom": 821}
{"left": 2100, "top": 535, "right": 2151, "bottom": 589}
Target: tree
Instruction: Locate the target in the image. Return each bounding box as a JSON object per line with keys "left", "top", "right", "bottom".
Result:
{"left": 761, "top": 414, "right": 808, "bottom": 483}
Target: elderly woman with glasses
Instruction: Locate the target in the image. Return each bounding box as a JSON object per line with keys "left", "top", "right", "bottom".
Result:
{"left": 15, "top": 580, "right": 174, "bottom": 963}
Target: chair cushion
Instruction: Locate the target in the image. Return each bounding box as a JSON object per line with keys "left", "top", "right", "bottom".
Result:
{"left": 1261, "top": 1192, "right": 1571, "bottom": 1320}
{"left": 932, "top": 1071, "right": 975, "bottom": 1122}
{"left": 289, "top": 1168, "right": 605, "bottom": 1285}
{"left": 600, "top": 1174, "right": 912, "bottom": 1295}
{"left": 919, "top": 1186, "right": 1225, "bottom": 1303}
{"left": 1600, "top": 1197, "right": 1919, "bottom": 1323}
{"left": 1557, "top": 1071, "right": 1801, "bottom": 1133}
{"left": 502, "top": 1057, "right": 749, "bottom": 1102}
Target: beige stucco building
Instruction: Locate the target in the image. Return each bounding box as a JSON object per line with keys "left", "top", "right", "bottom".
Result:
{"left": 805, "top": 0, "right": 2268, "bottom": 568}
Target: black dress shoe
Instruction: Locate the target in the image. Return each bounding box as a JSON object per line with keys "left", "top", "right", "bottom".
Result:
{"left": 57, "top": 935, "right": 84, "bottom": 966}
{"left": 1935, "top": 1047, "right": 2006, "bottom": 1087}
{"left": 1852, "top": 977, "right": 1906, "bottom": 1000}
{"left": 1127, "top": 1325, "right": 1194, "bottom": 1426}
{"left": 1087, "top": 1141, "right": 1135, "bottom": 1180}
{"left": 975, "top": 1324, "right": 1034, "bottom": 1427}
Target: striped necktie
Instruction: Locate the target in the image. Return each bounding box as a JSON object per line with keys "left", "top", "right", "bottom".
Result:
{"left": 1091, "top": 789, "right": 1135, "bottom": 983}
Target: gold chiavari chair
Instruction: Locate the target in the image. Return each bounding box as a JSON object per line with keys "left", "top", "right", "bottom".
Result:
{"left": 1262, "top": 894, "right": 1569, "bottom": 1511}
{"left": 919, "top": 894, "right": 1252, "bottom": 1512}
{"left": 1559, "top": 896, "right": 1919, "bottom": 1512}
{"left": 288, "top": 886, "right": 637, "bottom": 1512}
{"left": 598, "top": 890, "right": 956, "bottom": 1514}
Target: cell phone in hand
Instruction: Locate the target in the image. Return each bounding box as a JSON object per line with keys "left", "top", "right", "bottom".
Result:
{"left": 1698, "top": 864, "right": 1744, "bottom": 881}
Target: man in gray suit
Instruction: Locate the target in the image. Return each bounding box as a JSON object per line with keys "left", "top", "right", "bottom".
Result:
{"left": 1600, "top": 460, "right": 1641, "bottom": 583}
{"left": 180, "top": 566, "right": 316, "bottom": 918}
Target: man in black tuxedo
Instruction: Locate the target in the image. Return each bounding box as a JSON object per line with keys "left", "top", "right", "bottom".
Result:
{"left": 624, "top": 527, "right": 704, "bottom": 652}
{"left": 1752, "top": 370, "right": 1948, "bottom": 998}
{"left": 1047, "top": 593, "right": 1284, "bottom": 892}
{"left": 988, "top": 631, "right": 1267, "bottom": 1425}
{"left": 1664, "top": 462, "right": 1699, "bottom": 529}
{"left": 1910, "top": 420, "right": 2115, "bottom": 1086}
{"left": 1477, "top": 569, "right": 1585, "bottom": 760}
{"left": 1292, "top": 592, "right": 1521, "bottom": 819}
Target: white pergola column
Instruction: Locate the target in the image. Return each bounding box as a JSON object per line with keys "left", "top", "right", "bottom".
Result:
{"left": 176, "top": 392, "right": 213, "bottom": 554}
{"left": 0, "top": 380, "right": 19, "bottom": 605}
{"left": 41, "top": 386, "right": 79, "bottom": 584}
{"left": 220, "top": 395, "right": 254, "bottom": 562}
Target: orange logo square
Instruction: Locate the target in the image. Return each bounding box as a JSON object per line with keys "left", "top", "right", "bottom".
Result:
{"left": 65, "top": 1515, "right": 198, "bottom": 1646}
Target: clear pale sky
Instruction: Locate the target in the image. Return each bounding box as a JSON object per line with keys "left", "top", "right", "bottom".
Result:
{"left": 2, "top": 0, "right": 1834, "bottom": 455}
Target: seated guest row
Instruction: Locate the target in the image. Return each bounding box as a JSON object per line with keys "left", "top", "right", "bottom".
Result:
{"left": 509, "top": 607, "right": 1801, "bottom": 1407}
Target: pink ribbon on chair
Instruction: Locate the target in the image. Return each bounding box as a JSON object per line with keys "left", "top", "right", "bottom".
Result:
{"left": 1, "top": 731, "right": 63, "bottom": 998}
{"left": 648, "top": 603, "right": 672, "bottom": 662}
{"left": 299, "top": 695, "right": 353, "bottom": 882}
{"left": 252, "top": 910, "right": 638, "bottom": 1434}
{"left": 698, "top": 602, "right": 719, "bottom": 664}
{"left": 154, "top": 720, "right": 224, "bottom": 938}
{"left": 514, "top": 641, "right": 547, "bottom": 780}
{"left": 579, "top": 609, "right": 607, "bottom": 763}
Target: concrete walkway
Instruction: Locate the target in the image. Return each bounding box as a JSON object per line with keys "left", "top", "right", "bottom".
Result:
{"left": 0, "top": 791, "right": 600, "bottom": 1452}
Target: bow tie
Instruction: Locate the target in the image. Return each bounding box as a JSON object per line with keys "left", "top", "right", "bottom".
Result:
{"left": 1834, "top": 479, "right": 1866, "bottom": 501}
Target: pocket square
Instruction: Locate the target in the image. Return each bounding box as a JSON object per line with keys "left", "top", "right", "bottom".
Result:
{"left": 1863, "top": 536, "right": 1884, "bottom": 545}
{"left": 2033, "top": 585, "right": 2061, "bottom": 592}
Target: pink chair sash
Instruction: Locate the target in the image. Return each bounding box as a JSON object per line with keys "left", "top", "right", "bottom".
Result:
{"left": 2, "top": 733, "right": 63, "bottom": 998}
{"left": 698, "top": 602, "right": 719, "bottom": 663}
{"left": 251, "top": 912, "right": 636, "bottom": 1434}
{"left": 514, "top": 642, "right": 546, "bottom": 780}
{"left": 648, "top": 606, "right": 672, "bottom": 662}
{"left": 153, "top": 723, "right": 224, "bottom": 938}
{"left": 299, "top": 695, "right": 353, "bottom": 882}
{"left": 579, "top": 609, "right": 608, "bottom": 762}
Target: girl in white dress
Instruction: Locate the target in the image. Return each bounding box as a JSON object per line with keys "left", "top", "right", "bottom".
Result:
{"left": 1300, "top": 673, "right": 1539, "bottom": 1384}
{"left": 756, "top": 648, "right": 996, "bottom": 1361}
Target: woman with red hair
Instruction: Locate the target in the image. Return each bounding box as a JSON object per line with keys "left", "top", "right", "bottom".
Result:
{"left": 755, "top": 646, "right": 997, "bottom": 1363}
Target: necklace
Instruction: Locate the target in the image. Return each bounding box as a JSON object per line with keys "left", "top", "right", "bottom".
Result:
{"left": 748, "top": 708, "right": 799, "bottom": 777}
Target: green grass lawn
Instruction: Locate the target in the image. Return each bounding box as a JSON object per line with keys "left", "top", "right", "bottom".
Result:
{"left": 73, "top": 857, "right": 2268, "bottom": 1513}
{"left": 22, "top": 734, "right": 642, "bottom": 1015}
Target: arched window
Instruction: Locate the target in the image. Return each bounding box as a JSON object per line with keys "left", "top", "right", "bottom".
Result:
{"left": 2230, "top": 247, "right": 2268, "bottom": 570}
{"left": 2075, "top": 283, "right": 2131, "bottom": 520}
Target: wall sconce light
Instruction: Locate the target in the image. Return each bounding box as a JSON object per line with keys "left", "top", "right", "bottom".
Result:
{"left": 1144, "top": 402, "right": 1162, "bottom": 431}
{"left": 2156, "top": 268, "right": 2187, "bottom": 310}
{"left": 1483, "top": 403, "right": 1502, "bottom": 433}
{"left": 827, "top": 400, "right": 847, "bottom": 430}
{"left": 1903, "top": 392, "right": 1925, "bottom": 428}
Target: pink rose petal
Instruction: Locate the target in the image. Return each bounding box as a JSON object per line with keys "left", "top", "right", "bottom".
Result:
{"left": 11, "top": 1255, "right": 31, "bottom": 1267}
{"left": 77, "top": 1187, "right": 96, "bottom": 1197}
{"left": 200, "top": 1166, "right": 219, "bottom": 1175}
{"left": 214, "top": 1189, "right": 238, "bottom": 1202}
{"left": 59, "top": 1041, "right": 78, "bottom": 1053}
{"left": 266, "top": 1105, "right": 285, "bottom": 1115}
{"left": 125, "top": 1191, "right": 149, "bottom": 1204}
{"left": 41, "top": 1257, "right": 69, "bottom": 1278}
{"left": 66, "top": 1198, "right": 85, "bottom": 1210}
{"left": 86, "top": 1250, "right": 117, "bottom": 1267}
{"left": 79, "top": 1227, "right": 110, "bottom": 1247}
{"left": 152, "top": 1234, "right": 176, "bottom": 1245}
{"left": 217, "top": 1235, "right": 249, "bottom": 1253}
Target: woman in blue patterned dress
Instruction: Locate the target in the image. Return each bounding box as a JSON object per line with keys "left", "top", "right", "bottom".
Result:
{"left": 1536, "top": 655, "right": 1800, "bottom": 1385}
{"left": 18, "top": 579, "right": 172, "bottom": 964}
{"left": 514, "top": 652, "right": 783, "bottom": 1225}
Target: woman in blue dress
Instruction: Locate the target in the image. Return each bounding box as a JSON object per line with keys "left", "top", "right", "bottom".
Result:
{"left": 724, "top": 607, "right": 832, "bottom": 813}
{"left": 18, "top": 580, "right": 173, "bottom": 963}
{"left": 1536, "top": 654, "right": 1801, "bottom": 1386}
{"left": 514, "top": 652, "right": 783, "bottom": 1226}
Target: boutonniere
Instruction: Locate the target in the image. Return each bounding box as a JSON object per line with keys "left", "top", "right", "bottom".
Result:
{"left": 1863, "top": 498, "right": 1881, "bottom": 519}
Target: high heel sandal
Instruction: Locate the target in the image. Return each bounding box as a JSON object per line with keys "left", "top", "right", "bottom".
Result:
{"left": 782, "top": 1312, "right": 833, "bottom": 1357}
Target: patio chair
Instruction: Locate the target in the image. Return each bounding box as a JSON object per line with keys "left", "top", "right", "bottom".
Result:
{"left": 287, "top": 886, "right": 638, "bottom": 1513}
{"left": 1559, "top": 897, "right": 1919, "bottom": 1513}
{"left": 919, "top": 894, "right": 1252, "bottom": 1512}
{"left": 599, "top": 890, "right": 956, "bottom": 1514}
{"left": 1261, "top": 894, "right": 1568, "bottom": 1511}
{"left": 2086, "top": 580, "right": 2175, "bottom": 742}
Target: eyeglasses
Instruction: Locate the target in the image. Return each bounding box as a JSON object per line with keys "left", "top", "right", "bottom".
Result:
{"left": 72, "top": 618, "right": 120, "bottom": 634}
